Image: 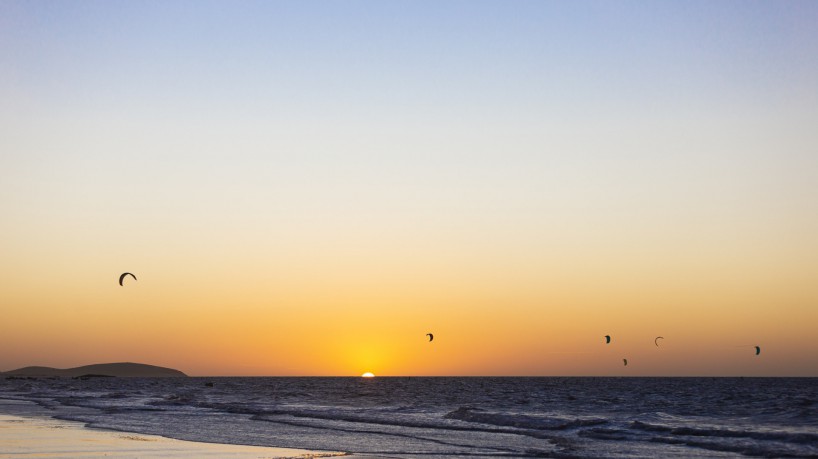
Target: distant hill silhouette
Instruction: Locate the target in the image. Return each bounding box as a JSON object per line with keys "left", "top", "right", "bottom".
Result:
{"left": 3, "top": 362, "right": 186, "bottom": 378}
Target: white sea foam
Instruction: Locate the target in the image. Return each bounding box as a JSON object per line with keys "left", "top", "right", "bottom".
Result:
{"left": 2, "top": 377, "right": 816, "bottom": 457}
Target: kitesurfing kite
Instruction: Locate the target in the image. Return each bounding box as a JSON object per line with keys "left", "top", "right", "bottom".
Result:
{"left": 755, "top": 346, "right": 761, "bottom": 355}
{"left": 655, "top": 336, "right": 664, "bottom": 347}
{"left": 623, "top": 358, "right": 628, "bottom": 366}
{"left": 119, "top": 272, "right": 137, "bottom": 286}
{"left": 426, "top": 333, "right": 434, "bottom": 342}
{"left": 604, "top": 335, "right": 611, "bottom": 344}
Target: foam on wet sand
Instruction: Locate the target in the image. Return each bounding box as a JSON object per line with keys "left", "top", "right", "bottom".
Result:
{"left": 0, "top": 414, "right": 346, "bottom": 458}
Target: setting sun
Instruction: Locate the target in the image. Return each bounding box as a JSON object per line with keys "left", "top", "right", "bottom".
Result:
{"left": 361, "top": 372, "right": 375, "bottom": 378}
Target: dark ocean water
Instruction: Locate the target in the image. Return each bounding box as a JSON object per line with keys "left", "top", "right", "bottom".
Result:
{"left": 1, "top": 377, "right": 816, "bottom": 458}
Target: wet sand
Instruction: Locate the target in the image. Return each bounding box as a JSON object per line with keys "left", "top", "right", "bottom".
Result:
{"left": 0, "top": 414, "right": 346, "bottom": 458}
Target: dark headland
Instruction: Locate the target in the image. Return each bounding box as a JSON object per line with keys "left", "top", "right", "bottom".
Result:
{"left": 2, "top": 362, "right": 186, "bottom": 378}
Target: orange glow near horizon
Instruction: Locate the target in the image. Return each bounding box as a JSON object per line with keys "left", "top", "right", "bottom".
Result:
{"left": 1, "top": 243, "right": 816, "bottom": 376}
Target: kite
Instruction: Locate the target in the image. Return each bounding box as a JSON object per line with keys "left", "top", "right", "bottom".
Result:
{"left": 119, "top": 272, "right": 137, "bottom": 286}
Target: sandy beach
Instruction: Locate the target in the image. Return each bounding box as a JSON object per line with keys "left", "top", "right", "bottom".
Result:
{"left": 0, "top": 414, "right": 346, "bottom": 458}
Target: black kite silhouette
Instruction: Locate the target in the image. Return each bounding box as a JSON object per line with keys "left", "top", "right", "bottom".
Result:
{"left": 119, "top": 272, "right": 137, "bottom": 286}
{"left": 426, "top": 333, "right": 434, "bottom": 342}
{"left": 655, "top": 336, "right": 664, "bottom": 347}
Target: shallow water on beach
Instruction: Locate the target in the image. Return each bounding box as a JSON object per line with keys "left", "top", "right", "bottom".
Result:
{"left": 1, "top": 377, "right": 816, "bottom": 458}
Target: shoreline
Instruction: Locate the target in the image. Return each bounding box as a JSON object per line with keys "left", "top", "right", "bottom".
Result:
{"left": 0, "top": 413, "right": 348, "bottom": 458}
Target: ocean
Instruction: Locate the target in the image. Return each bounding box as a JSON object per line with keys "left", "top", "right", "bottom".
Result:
{"left": 1, "top": 377, "right": 816, "bottom": 458}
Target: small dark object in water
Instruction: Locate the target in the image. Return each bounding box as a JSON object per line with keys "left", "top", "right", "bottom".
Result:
{"left": 75, "top": 374, "right": 115, "bottom": 380}
{"left": 205, "top": 382, "right": 214, "bottom": 387}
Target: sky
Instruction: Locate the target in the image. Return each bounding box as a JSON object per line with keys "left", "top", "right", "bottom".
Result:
{"left": 1, "top": 1, "right": 817, "bottom": 376}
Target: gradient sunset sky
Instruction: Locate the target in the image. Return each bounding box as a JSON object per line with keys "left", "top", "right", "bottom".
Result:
{"left": 2, "top": 1, "right": 817, "bottom": 376}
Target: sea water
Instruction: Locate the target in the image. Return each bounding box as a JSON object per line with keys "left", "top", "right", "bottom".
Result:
{"left": 1, "top": 377, "right": 816, "bottom": 457}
